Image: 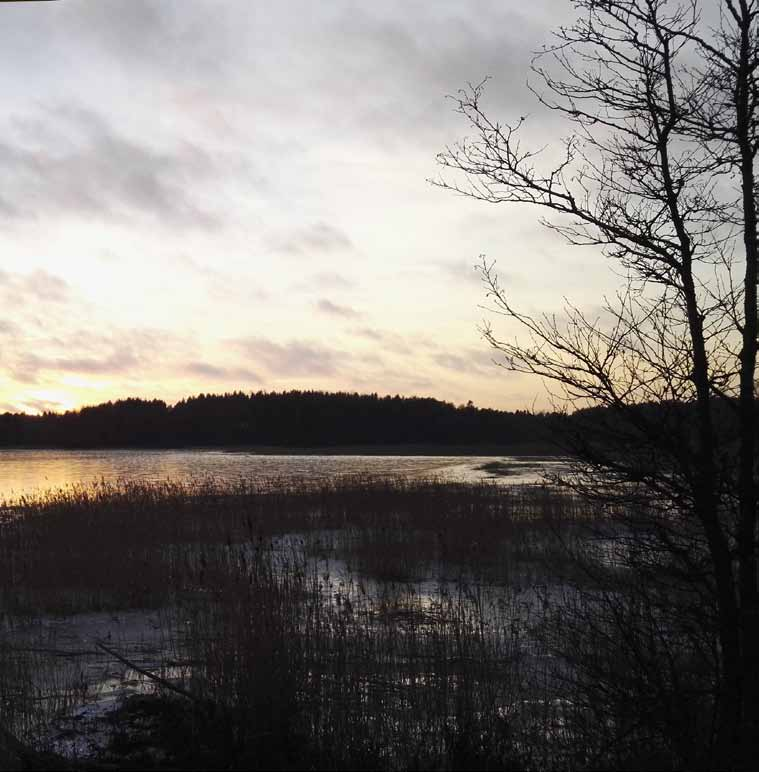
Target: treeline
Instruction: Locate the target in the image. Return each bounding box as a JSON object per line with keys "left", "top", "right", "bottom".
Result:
{"left": 0, "top": 391, "right": 555, "bottom": 449}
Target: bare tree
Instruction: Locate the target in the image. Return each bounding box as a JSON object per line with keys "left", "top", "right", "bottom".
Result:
{"left": 436, "top": 0, "right": 758, "bottom": 766}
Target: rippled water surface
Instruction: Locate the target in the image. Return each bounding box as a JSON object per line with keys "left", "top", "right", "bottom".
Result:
{"left": 0, "top": 449, "right": 570, "bottom": 500}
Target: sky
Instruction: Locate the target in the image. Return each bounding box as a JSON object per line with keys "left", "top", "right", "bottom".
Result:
{"left": 0, "top": 0, "right": 617, "bottom": 414}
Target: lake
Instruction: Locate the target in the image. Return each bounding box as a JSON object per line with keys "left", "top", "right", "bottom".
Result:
{"left": 0, "top": 449, "right": 568, "bottom": 500}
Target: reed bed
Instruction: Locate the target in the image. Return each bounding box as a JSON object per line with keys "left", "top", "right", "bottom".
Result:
{"left": 0, "top": 476, "right": 590, "bottom": 615}
{"left": 0, "top": 475, "right": 673, "bottom": 770}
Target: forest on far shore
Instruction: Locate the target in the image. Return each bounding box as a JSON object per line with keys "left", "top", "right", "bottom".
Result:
{"left": 0, "top": 390, "right": 557, "bottom": 449}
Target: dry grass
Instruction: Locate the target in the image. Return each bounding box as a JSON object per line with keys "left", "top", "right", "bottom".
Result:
{"left": 0, "top": 476, "right": 697, "bottom": 769}
{"left": 0, "top": 477, "right": 589, "bottom": 615}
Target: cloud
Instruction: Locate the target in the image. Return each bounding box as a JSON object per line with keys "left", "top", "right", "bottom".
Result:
{"left": 0, "top": 106, "right": 220, "bottom": 228}
{"left": 55, "top": 353, "right": 138, "bottom": 375}
{"left": 352, "top": 327, "right": 385, "bottom": 342}
{"left": 292, "top": 272, "right": 356, "bottom": 292}
{"left": 27, "top": 1, "right": 555, "bottom": 143}
{"left": 433, "top": 259, "right": 484, "bottom": 286}
{"left": 20, "top": 1, "right": 562, "bottom": 134}
{"left": 350, "top": 327, "right": 412, "bottom": 355}
{"left": 55, "top": 351, "right": 140, "bottom": 375}
{"left": 55, "top": 0, "right": 238, "bottom": 85}
{"left": 184, "top": 361, "right": 260, "bottom": 381}
{"left": 233, "top": 337, "right": 346, "bottom": 376}
{"left": 432, "top": 347, "right": 498, "bottom": 374}
{"left": 27, "top": 270, "right": 70, "bottom": 302}
{"left": 171, "top": 254, "right": 270, "bottom": 303}
{"left": 10, "top": 348, "right": 140, "bottom": 383}
{"left": 316, "top": 298, "right": 361, "bottom": 319}
{"left": 0, "top": 269, "right": 70, "bottom": 305}
{"left": 305, "top": 1, "right": 566, "bottom": 149}
{"left": 271, "top": 222, "right": 353, "bottom": 257}
{"left": 1, "top": 323, "right": 193, "bottom": 386}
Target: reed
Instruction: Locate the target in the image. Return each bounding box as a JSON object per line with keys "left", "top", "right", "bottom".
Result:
{"left": 1, "top": 476, "right": 666, "bottom": 769}
{"left": 0, "top": 476, "right": 591, "bottom": 614}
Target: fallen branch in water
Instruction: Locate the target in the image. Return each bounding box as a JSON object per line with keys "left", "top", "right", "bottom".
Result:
{"left": 94, "top": 640, "right": 199, "bottom": 704}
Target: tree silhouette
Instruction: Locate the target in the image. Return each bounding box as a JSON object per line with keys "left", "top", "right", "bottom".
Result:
{"left": 0, "top": 390, "right": 554, "bottom": 449}
{"left": 437, "top": 0, "right": 759, "bottom": 766}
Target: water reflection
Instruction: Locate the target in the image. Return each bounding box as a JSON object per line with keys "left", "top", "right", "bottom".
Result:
{"left": 0, "top": 449, "right": 569, "bottom": 501}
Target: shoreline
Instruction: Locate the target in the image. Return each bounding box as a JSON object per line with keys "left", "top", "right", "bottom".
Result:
{"left": 0, "top": 442, "right": 563, "bottom": 457}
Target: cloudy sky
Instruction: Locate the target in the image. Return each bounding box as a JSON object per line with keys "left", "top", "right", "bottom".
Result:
{"left": 0, "top": 0, "right": 615, "bottom": 414}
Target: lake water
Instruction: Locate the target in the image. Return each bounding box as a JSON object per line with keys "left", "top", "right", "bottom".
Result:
{"left": 0, "top": 449, "right": 568, "bottom": 500}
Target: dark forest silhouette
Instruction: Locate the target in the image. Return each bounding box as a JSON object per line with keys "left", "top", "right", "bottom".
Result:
{"left": 0, "top": 390, "right": 555, "bottom": 449}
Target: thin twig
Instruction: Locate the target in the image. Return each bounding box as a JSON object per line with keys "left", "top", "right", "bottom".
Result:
{"left": 94, "top": 640, "right": 199, "bottom": 704}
